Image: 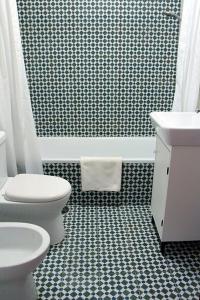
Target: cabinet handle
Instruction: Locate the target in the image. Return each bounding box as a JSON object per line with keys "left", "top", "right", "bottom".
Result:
{"left": 161, "top": 220, "right": 163, "bottom": 227}
{"left": 167, "top": 167, "right": 169, "bottom": 175}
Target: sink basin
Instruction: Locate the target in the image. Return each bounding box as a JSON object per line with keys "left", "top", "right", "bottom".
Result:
{"left": 150, "top": 112, "right": 200, "bottom": 146}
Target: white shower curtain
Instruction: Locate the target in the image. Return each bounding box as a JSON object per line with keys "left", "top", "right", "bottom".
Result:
{"left": 0, "top": 0, "right": 43, "bottom": 176}
{"left": 172, "top": 0, "right": 200, "bottom": 112}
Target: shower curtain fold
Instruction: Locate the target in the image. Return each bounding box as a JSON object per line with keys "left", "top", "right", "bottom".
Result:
{"left": 0, "top": 0, "right": 43, "bottom": 176}
{"left": 172, "top": 0, "right": 200, "bottom": 112}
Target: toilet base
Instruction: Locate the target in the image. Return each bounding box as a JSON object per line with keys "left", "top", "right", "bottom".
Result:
{"left": 0, "top": 274, "right": 37, "bottom": 300}
{"left": 39, "top": 213, "right": 65, "bottom": 245}
{"left": 0, "top": 190, "right": 70, "bottom": 245}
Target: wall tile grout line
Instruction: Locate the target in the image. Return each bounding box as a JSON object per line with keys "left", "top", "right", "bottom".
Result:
{"left": 16, "top": 0, "right": 181, "bottom": 137}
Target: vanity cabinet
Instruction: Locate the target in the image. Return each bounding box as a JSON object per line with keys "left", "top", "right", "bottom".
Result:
{"left": 151, "top": 134, "right": 200, "bottom": 252}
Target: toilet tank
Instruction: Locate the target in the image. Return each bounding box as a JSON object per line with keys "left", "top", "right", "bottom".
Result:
{"left": 0, "top": 131, "right": 7, "bottom": 189}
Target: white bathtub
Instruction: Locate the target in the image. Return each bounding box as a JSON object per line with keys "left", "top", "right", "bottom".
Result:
{"left": 39, "top": 137, "right": 156, "bottom": 163}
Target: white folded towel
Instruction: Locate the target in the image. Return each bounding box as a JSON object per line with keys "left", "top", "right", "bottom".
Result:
{"left": 80, "top": 157, "right": 122, "bottom": 192}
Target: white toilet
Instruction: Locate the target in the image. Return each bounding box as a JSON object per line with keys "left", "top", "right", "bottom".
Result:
{"left": 0, "top": 131, "right": 72, "bottom": 245}
{"left": 0, "top": 222, "right": 50, "bottom": 300}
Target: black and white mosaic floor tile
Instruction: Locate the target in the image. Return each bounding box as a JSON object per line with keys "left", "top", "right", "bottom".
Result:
{"left": 166, "top": 242, "right": 200, "bottom": 300}
{"left": 34, "top": 243, "right": 65, "bottom": 299}
{"left": 34, "top": 205, "right": 200, "bottom": 300}
{"left": 97, "top": 207, "right": 141, "bottom": 299}
{"left": 61, "top": 207, "right": 100, "bottom": 299}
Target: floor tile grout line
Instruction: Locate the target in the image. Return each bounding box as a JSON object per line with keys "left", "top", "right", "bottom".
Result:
{"left": 165, "top": 243, "right": 200, "bottom": 300}
{"left": 136, "top": 205, "right": 200, "bottom": 299}
{"left": 127, "top": 204, "right": 179, "bottom": 300}
{"left": 34, "top": 202, "right": 200, "bottom": 299}
{"left": 117, "top": 204, "right": 143, "bottom": 300}
{"left": 61, "top": 205, "right": 81, "bottom": 299}
{"left": 96, "top": 202, "right": 101, "bottom": 300}
{"left": 97, "top": 203, "right": 143, "bottom": 300}
{"left": 165, "top": 250, "right": 184, "bottom": 300}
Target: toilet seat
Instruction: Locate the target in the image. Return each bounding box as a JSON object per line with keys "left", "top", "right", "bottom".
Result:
{"left": 4, "top": 174, "right": 71, "bottom": 203}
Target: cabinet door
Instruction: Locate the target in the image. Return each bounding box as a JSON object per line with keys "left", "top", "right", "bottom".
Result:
{"left": 151, "top": 136, "right": 171, "bottom": 239}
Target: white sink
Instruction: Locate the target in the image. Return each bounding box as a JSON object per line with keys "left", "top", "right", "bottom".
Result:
{"left": 150, "top": 112, "right": 200, "bottom": 146}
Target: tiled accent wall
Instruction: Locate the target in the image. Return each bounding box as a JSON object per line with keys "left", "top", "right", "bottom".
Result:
{"left": 43, "top": 163, "right": 154, "bottom": 206}
{"left": 17, "top": 0, "right": 181, "bottom": 137}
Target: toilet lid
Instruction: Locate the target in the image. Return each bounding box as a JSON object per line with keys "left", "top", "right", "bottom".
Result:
{"left": 4, "top": 174, "right": 71, "bottom": 203}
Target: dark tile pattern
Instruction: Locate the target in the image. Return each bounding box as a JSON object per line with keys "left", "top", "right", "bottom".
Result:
{"left": 34, "top": 205, "right": 200, "bottom": 300}
{"left": 17, "top": 0, "right": 181, "bottom": 137}
{"left": 43, "top": 163, "right": 154, "bottom": 206}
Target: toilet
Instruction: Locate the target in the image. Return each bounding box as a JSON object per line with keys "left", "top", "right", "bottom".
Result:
{"left": 0, "top": 131, "right": 72, "bottom": 245}
{"left": 0, "top": 222, "right": 50, "bottom": 300}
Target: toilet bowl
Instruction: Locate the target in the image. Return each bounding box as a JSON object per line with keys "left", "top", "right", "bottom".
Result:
{"left": 0, "top": 174, "right": 72, "bottom": 245}
{"left": 0, "top": 222, "right": 50, "bottom": 300}
{"left": 0, "top": 131, "right": 71, "bottom": 244}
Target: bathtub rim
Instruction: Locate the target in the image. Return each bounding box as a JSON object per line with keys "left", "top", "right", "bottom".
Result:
{"left": 42, "top": 158, "right": 155, "bottom": 163}
{"left": 39, "top": 136, "right": 156, "bottom": 164}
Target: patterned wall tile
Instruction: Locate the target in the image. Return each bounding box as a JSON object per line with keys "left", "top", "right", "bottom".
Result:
{"left": 43, "top": 162, "right": 154, "bottom": 206}
{"left": 17, "top": 0, "right": 181, "bottom": 137}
